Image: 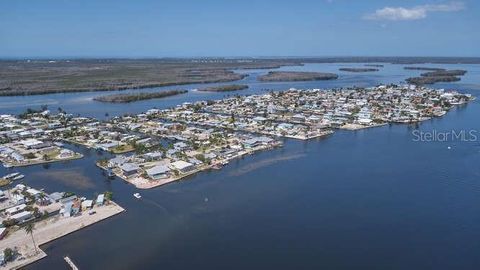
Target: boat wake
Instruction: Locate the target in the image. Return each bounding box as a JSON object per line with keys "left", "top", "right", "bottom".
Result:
{"left": 228, "top": 153, "right": 305, "bottom": 177}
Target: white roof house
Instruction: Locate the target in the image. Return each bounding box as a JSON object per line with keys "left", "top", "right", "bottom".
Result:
{"left": 146, "top": 165, "right": 170, "bottom": 179}
{"left": 170, "top": 160, "right": 194, "bottom": 173}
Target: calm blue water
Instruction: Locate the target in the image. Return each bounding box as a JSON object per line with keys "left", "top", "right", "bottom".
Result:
{"left": 1, "top": 63, "right": 480, "bottom": 269}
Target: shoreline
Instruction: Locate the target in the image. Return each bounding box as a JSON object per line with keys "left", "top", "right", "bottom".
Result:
{"left": 0, "top": 153, "right": 84, "bottom": 168}
{"left": 0, "top": 202, "right": 125, "bottom": 269}
{"left": 96, "top": 143, "right": 282, "bottom": 189}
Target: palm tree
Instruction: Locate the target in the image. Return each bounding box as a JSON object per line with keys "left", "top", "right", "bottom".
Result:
{"left": 24, "top": 223, "right": 38, "bottom": 254}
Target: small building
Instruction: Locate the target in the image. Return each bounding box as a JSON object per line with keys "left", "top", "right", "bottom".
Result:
{"left": 49, "top": 192, "right": 64, "bottom": 203}
{"left": 96, "top": 194, "right": 105, "bottom": 206}
{"left": 26, "top": 188, "right": 42, "bottom": 199}
{"left": 170, "top": 160, "right": 195, "bottom": 174}
{"left": 60, "top": 202, "right": 73, "bottom": 217}
{"left": 120, "top": 163, "right": 139, "bottom": 177}
{"left": 5, "top": 204, "right": 27, "bottom": 216}
{"left": 0, "top": 190, "right": 6, "bottom": 201}
{"left": 10, "top": 211, "right": 32, "bottom": 223}
{"left": 146, "top": 165, "right": 170, "bottom": 180}
{"left": 72, "top": 199, "right": 81, "bottom": 215}
{"left": 81, "top": 200, "right": 93, "bottom": 210}
{"left": 291, "top": 114, "right": 306, "bottom": 122}
{"left": 108, "top": 155, "right": 127, "bottom": 167}
{"left": 143, "top": 152, "right": 163, "bottom": 161}
{"left": 0, "top": 227, "right": 7, "bottom": 240}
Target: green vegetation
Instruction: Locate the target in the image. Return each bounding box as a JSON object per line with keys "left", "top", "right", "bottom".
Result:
{"left": 0, "top": 59, "right": 302, "bottom": 96}
{"left": 104, "top": 191, "right": 113, "bottom": 201}
{"left": 258, "top": 71, "right": 338, "bottom": 82}
{"left": 406, "top": 69, "right": 467, "bottom": 85}
{"left": 0, "top": 178, "right": 10, "bottom": 187}
{"left": 111, "top": 144, "right": 135, "bottom": 153}
{"left": 198, "top": 84, "right": 248, "bottom": 92}
{"left": 94, "top": 90, "right": 188, "bottom": 103}
{"left": 3, "top": 248, "right": 15, "bottom": 263}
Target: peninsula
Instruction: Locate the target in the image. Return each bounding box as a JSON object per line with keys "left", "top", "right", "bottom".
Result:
{"left": 0, "top": 184, "right": 124, "bottom": 269}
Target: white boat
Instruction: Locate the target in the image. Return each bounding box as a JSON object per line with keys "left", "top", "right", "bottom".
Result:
{"left": 3, "top": 172, "right": 20, "bottom": 179}
{"left": 133, "top": 193, "right": 142, "bottom": 199}
{"left": 12, "top": 174, "right": 25, "bottom": 181}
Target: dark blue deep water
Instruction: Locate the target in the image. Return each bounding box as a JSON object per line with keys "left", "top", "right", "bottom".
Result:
{"left": 1, "top": 63, "right": 479, "bottom": 269}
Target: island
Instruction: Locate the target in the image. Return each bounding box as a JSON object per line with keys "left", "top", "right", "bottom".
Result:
{"left": 258, "top": 71, "right": 338, "bottom": 82}
{"left": 339, "top": 68, "right": 379, "bottom": 72}
{"left": 421, "top": 69, "right": 467, "bottom": 77}
{"left": 404, "top": 66, "right": 445, "bottom": 71}
{"left": 93, "top": 90, "right": 188, "bottom": 103}
{"left": 1, "top": 57, "right": 479, "bottom": 96}
{"left": 0, "top": 85, "right": 473, "bottom": 193}
{"left": 198, "top": 84, "right": 249, "bottom": 92}
{"left": 406, "top": 69, "right": 467, "bottom": 85}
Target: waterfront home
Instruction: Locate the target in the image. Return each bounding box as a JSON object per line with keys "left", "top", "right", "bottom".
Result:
{"left": 81, "top": 200, "right": 93, "bottom": 210}
{"left": 96, "top": 194, "right": 105, "bottom": 206}
{"left": 143, "top": 152, "right": 163, "bottom": 161}
{"left": 108, "top": 156, "right": 127, "bottom": 167}
{"left": 10, "top": 210, "right": 32, "bottom": 223}
{"left": 146, "top": 165, "right": 171, "bottom": 180}
{"left": 48, "top": 192, "right": 64, "bottom": 203}
{"left": 12, "top": 194, "right": 25, "bottom": 205}
{"left": 60, "top": 202, "right": 73, "bottom": 217}
{"left": 170, "top": 160, "right": 195, "bottom": 174}
{"left": 120, "top": 163, "right": 140, "bottom": 177}
{"left": 5, "top": 204, "right": 27, "bottom": 216}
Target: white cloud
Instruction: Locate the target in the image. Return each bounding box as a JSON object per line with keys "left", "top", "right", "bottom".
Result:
{"left": 364, "top": 1, "right": 464, "bottom": 21}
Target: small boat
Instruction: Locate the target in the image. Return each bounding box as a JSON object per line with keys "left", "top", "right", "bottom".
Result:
{"left": 133, "top": 193, "right": 142, "bottom": 199}
{"left": 3, "top": 163, "right": 12, "bottom": 168}
{"left": 3, "top": 172, "right": 20, "bottom": 179}
{"left": 12, "top": 174, "right": 25, "bottom": 181}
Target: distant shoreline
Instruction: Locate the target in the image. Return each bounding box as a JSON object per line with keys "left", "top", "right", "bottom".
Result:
{"left": 93, "top": 89, "right": 188, "bottom": 103}
{"left": 198, "top": 84, "right": 249, "bottom": 92}
{"left": 258, "top": 71, "right": 338, "bottom": 82}
{"left": 1, "top": 57, "right": 479, "bottom": 97}
{"left": 339, "top": 68, "right": 379, "bottom": 72}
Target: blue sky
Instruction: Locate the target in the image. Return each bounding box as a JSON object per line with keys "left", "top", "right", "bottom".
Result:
{"left": 0, "top": 0, "right": 478, "bottom": 58}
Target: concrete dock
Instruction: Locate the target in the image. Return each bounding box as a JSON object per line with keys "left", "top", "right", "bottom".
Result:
{"left": 0, "top": 202, "right": 124, "bottom": 269}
